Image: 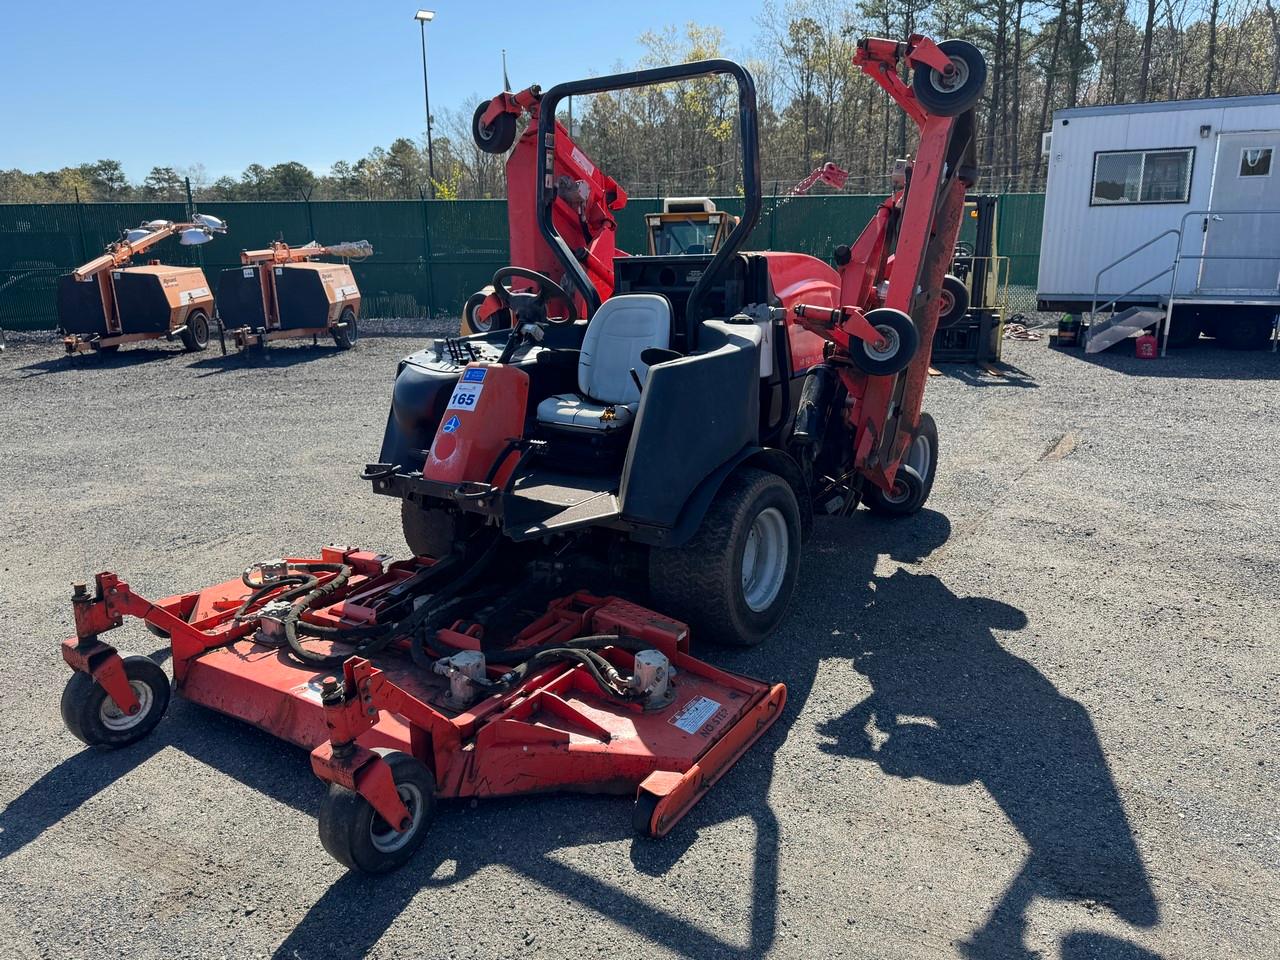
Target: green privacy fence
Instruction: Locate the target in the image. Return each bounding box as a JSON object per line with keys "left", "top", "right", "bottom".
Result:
{"left": 0, "top": 194, "right": 1045, "bottom": 331}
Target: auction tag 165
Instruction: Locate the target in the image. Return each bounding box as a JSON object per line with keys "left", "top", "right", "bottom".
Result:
{"left": 447, "top": 381, "right": 484, "bottom": 411}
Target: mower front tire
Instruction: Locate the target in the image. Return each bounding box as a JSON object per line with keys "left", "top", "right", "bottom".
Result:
{"left": 333, "top": 308, "right": 358, "bottom": 350}
{"left": 60, "top": 655, "right": 171, "bottom": 748}
{"left": 865, "top": 412, "right": 939, "bottom": 516}
{"left": 318, "top": 749, "right": 436, "bottom": 873}
{"left": 649, "top": 467, "right": 800, "bottom": 647}
{"left": 402, "top": 500, "right": 468, "bottom": 558}
{"left": 180, "top": 310, "right": 210, "bottom": 352}
{"left": 912, "top": 39, "right": 987, "bottom": 117}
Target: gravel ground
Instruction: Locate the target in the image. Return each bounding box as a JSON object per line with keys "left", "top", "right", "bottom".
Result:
{"left": 0, "top": 329, "right": 1275, "bottom": 960}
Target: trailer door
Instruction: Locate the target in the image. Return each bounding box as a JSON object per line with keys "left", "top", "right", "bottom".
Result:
{"left": 1200, "top": 131, "right": 1280, "bottom": 293}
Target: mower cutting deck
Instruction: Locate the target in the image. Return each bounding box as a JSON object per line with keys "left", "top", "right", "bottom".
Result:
{"left": 58, "top": 547, "right": 784, "bottom": 872}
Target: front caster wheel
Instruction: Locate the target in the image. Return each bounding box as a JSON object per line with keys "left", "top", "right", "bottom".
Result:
{"left": 912, "top": 39, "right": 987, "bottom": 117}
{"left": 865, "top": 412, "right": 939, "bottom": 516}
{"left": 60, "top": 655, "right": 171, "bottom": 748}
{"left": 851, "top": 308, "right": 919, "bottom": 377}
{"left": 318, "top": 749, "right": 436, "bottom": 873}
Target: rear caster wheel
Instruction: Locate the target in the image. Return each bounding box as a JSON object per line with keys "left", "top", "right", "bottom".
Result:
{"left": 333, "top": 307, "right": 358, "bottom": 350}
{"left": 851, "top": 308, "right": 919, "bottom": 377}
{"left": 938, "top": 274, "right": 970, "bottom": 329}
{"left": 318, "top": 749, "right": 436, "bottom": 873}
{"left": 180, "top": 310, "right": 210, "bottom": 352}
{"left": 912, "top": 39, "right": 987, "bottom": 117}
{"left": 60, "top": 655, "right": 171, "bottom": 748}
{"left": 865, "top": 412, "right": 939, "bottom": 516}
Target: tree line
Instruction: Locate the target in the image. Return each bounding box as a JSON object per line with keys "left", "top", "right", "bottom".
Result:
{"left": 3, "top": 0, "right": 1276, "bottom": 204}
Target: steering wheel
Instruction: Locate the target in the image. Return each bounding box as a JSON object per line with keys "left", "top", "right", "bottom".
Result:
{"left": 490, "top": 266, "right": 579, "bottom": 326}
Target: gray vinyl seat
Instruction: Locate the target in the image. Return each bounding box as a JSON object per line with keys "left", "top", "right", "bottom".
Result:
{"left": 535, "top": 294, "right": 672, "bottom": 432}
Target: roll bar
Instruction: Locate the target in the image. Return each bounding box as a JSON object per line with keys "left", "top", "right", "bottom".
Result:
{"left": 536, "top": 59, "right": 761, "bottom": 344}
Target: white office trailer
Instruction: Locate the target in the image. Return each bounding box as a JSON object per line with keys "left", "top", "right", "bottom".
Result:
{"left": 1036, "top": 94, "right": 1280, "bottom": 352}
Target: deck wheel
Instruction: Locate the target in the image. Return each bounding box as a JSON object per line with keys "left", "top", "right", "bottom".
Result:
{"left": 472, "top": 102, "right": 518, "bottom": 154}
{"left": 851, "top": 308, "right": 919, "bottom": 377}
{"left": 866, "top": 413, "right": 939, "bottom": 516}
{"left": 632, "top": 790, "right": 663, "bottom": 837}
{"left": 317, "top": 749, "right": 436, "bottom": 873}
{"left": 912, "top": 39, "right": 987, "bottom": 116}
{"left": 60, "top": 655, "right": 171, "bottom": 748}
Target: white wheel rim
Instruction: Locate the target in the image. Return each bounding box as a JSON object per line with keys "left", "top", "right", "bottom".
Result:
{"left": 370, "top": 782, "right": 423, "bottom": 853}
{"left": 867, "top": 324, "right": 901, "bottom": 360}
{"left": 885, "top": 434, "right": 932, "bottom": 504}
{"left": 939, "top": 289, "right": 954, "bottom": 314}
{"left": 930, "top": 56, "right": 969, "bottom": 93}
{"left": 741, "top": 506, "right": 789, "bottom": 613}
{"left": 99, "top": 680, "right": 152, "bottom": 731}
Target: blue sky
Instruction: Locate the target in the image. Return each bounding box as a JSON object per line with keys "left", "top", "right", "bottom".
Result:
{"left": 1, "top": 0, "right": 756, "bottom": 182}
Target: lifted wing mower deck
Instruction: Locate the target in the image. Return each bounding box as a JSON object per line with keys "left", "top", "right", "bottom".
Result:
{"left": 58, "top": 547, "right": 785, "bottom": 873}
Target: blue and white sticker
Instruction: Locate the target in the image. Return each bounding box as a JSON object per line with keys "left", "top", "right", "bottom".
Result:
{"left": 442, "top": 415, "right": 461, "bottom": 434}
{"left": 446, "top": 380, "right": 484, "bottom": 411}
{"left": 462, "top": 366, "right": 487, "bottom": 383}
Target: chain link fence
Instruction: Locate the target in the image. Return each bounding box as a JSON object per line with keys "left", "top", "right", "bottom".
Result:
{"left": 0, "top": 194, "right": 1045, "bottom": 331}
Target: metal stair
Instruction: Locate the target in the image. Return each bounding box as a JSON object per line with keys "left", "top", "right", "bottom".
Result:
{"left": 1085, "top": 305, "right": 1165, "bottom": 353}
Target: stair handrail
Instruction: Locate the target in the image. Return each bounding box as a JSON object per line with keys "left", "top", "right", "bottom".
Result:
{"left": 1089, "top": 227, "right": 1181, "bottom": 328}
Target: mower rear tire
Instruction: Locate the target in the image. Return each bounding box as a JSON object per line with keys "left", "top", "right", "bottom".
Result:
{"left": 180, "top": 310, "right": 210, "bottom": 352}
{"left": 318, "top": 749, "right": 436, "bottom": 873}
{"left": 333, "top": 308, "right": 358, "bottom": 350}
{"left": 473, "top": 102, "right": 518, "bottom": 155}
{"left": 60, "top": 655, "right": 171, "bottom": 748}
{"left": 649, "top": 467, "right": 800, "bottom": 647}
{"left": 96, "top": 343, "right": 120, "bottom": 354}
{"left": 912, "top": 39, "right": 987, "bottom": 117}
{"left": 851, "top": 308, "right": 919, "bottom": 377}
{"left": 865, "top": 412, "right": 939, "bottom": 516}
{"left": 938, "top": 274, "right": 970, "bottom": 328}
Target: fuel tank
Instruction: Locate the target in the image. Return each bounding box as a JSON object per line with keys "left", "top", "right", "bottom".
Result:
{"left": 423, "top": 363, "right": 529, "bottom": 485}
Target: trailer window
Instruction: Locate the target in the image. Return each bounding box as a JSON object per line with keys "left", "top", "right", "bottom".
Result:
{"left": 1092, "top": 148, "right": 1192, "bottom": 204}
{"left": 1240, "top": 147, "right": 1273, "bottom": 177}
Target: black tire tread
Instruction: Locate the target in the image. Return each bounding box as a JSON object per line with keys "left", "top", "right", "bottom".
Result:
{"left": 59, "top": 655, "right": 171, "bottom": 748}
{"left": 316, "top": 749, "right": 436, "bottom": 873}
{"left": 649, "top": 468, "right": 799, "bottom": 647}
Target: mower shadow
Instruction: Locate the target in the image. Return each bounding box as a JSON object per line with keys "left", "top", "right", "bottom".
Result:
{"left": 809, "top": 525, "right": 1159, "bottom": 958}
{"left": 0, "top": 698, "right": 319, "bottom": 864}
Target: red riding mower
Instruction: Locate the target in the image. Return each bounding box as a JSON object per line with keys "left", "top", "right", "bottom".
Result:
{"left": 57, "top": 36, "right": 985, "bottom": 874}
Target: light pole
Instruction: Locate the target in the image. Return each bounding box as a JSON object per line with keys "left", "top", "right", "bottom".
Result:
{"left": 414, "top": 10, "right": 437, "bottom": 198}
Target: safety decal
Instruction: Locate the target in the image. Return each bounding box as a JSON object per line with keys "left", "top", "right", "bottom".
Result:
{"left": 442, "top": 415, "right": 461, "bottom": 434}
{"left": 462, "top": 367, "right": 487, "bottom": 383}
{"left": 447, "top": 381, "right": 484, "bottom": 411}
{"left": 670, "top": 696, "right": 722, "bottom": 735}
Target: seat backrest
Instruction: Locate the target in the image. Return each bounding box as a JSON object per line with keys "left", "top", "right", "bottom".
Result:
{"left": 578, "top": 294, "right": 672, "bottom": 404}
